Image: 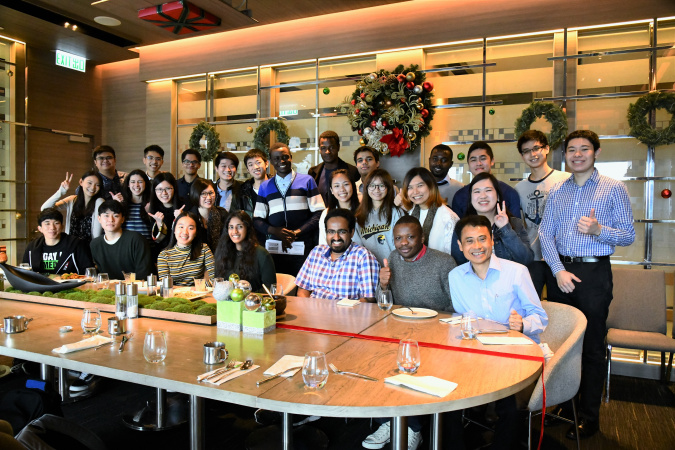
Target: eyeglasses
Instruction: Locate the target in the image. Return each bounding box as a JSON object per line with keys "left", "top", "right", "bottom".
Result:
{"left": 200, "top": 191, "right": 216, "bottom": 198}
{"left": 367, "top": 184, "right": 387, "bottom": 191}
{"left": 183, "top": 159, "right": 200, "bottom": 166}
{"left": 145, "top": 156, "right": 163, "bottom": 162}
{"left": 95, "top": 156, "right": 114, "bottom": 162}
{"left": 155, "top": 187, "right": 174, "bottom": 193}
{"left": 521, "top": 145, "right": 545, "bottom": 155}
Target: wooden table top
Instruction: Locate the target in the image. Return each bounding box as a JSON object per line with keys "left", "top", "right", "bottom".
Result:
{"left": 0, "top": 296, "right": 542, "bottom": 417}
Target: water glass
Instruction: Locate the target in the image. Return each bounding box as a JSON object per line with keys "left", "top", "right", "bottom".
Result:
{"left": 377, "top": 288, "right": 393, "bottom": 311}
{"left": 302, "top": 351, "right": 329, "bottom": 389}
{"left": 85, "top": 267, "right": 97, "bottom": 282}
{"left": 461, "top": 311, "right": 478, "bottom": 340}
{"left": 397, "top": 339, "right": 421, "bottom": 374}
{"left": 144, "top": 330, "right": 167, "bottom": 363}
{"left": 123, "top": 272, "right": 136, "bottom": 283}
{"left": 19, "top": 263, "right": 32, "bottom": 271}
{"left": 270, "top": 283, "right": 283, "bottom": 295}
{"left": 194, "top": 278, "right": 206, "bottom": 292}
{"left": 81, "top": 308, "right": 102, "bottom": 336}
{"left": 97, "top": 273, "right": 109, "bottom": 290}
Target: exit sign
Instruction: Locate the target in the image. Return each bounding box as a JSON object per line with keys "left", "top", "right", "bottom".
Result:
{"left": 279, "top": 110, "right": 298, "bottom": 117}
{"left": 56, "top": 50, "right": 86, "bottom": 72}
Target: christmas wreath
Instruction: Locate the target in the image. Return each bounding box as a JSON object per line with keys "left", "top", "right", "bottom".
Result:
{"left": 189, "top": 121, "right": 221, "bottom": 162}
{"left": 253, "top": 119, "right": 290, "bottom": 156}
{"left": 627, "top": 91, "right": 675, "bottom": 147}
{"left": 337, "top": 64, "right": 435, "bottom": 157}
{"left": 514, "top": 102, "right": 568, "bottom": 150}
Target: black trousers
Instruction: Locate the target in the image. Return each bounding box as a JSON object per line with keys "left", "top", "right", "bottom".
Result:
{"left": 545, "top": 258, "right": 612, "bottom": 422}
{"left": 526, "top": 260, "right": 556, "bottom": 299}
{"left": 443, "top": 395, "right": 519, "bottom": 450}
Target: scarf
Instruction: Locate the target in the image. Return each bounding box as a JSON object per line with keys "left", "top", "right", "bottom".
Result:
{"left": 411, "top": 204, "right": 438, "bottom": 245}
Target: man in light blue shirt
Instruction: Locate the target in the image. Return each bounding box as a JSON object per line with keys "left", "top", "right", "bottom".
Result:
{"left": 449, "top": 214, "right": 547, "bottom": 343}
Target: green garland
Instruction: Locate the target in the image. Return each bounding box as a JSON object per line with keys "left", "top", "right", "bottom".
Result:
{"left": 189, "top": 121, "right": 221, "bottom": 162}
{"left": 253, "top": 119, "right": 290, "bottom": 156}
{"left": 627, "top": 91, "right": 675, "bottom": 147}
{"left": 514, "top": 102, "right": 568, "bottom": 149}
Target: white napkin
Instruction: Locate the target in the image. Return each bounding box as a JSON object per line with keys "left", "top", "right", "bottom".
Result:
{"left": 337, "top": 299, "right": 360, "bottom": 307}
{"left": 199, "top": 362, "right": 259, "bottom": 386}
{"left": 439, "top": 314, "right": 474, "bottom": 325}
{"left": 52, "top": 335, "right": 113, "bottom": 354}
{"left": 385, "top": 374, "right": 457, "bottom": 397}
{"left": 264, "top": 355, "right": 304, "bottom": 377}
{"left": 476, "top": 336, "right": 533, "bottom": 345}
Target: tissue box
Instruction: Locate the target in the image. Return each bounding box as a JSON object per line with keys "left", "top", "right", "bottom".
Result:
{"left": 242, "top": 309, "right": 276, "bottom": 334}
{"left": 217, "top": 301, "right": 245, "bottom": 331}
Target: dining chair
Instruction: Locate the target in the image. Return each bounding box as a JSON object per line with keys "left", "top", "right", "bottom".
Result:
{"left": 605, "top": 267, "right": 675, "bottom": 402}
{"left": 527, "top": 301, "right": 587, "bottom": 450}
{"left": 276, "top": 273, "right": 296, "bottom": 296}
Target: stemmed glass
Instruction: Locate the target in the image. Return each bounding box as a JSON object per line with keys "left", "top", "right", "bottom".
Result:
{"left": 270, "top": 283, "right": 283, "bottom": 295}
{"left": 81, "top": 308, "right": 102, "bottom": 336}
{"left": 85, "top": 267, "right": 97, "bottom": 282}
{"left": 377, "top": 288, "right": 393, "bottom": 311}
{"left": 397, "top": 339, "right": 421, "bottom": 374}
{"left": 144, "top": 330, "right": 167, "bottom": 363}
{"left": 302, "top": 351, "right": 329, "bottom": 389}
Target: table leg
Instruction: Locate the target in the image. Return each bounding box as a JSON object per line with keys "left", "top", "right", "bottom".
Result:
{"left": 391, "top": 416, "right": 408, "bottom": 450}
{"left": 156, "top": 388, "right": 166, "bottom": 428}
{"left": 57, "top": 367, "right": 69, "bottom": 401}
{"left": 282, "top": 412, "right": 293, "bottom": 450}
{"left": 430, "top": 413, "right": 442, "bottom": 450}
{"left": 189, "top": 395, "right": 204, "bottom": 450}
{"left": 39, "top": 363, "right": 53, "bottom": 384}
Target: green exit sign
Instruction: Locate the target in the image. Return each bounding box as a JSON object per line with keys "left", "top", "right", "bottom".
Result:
{"left": 279, "top": 110, "right": 298, "bottom": 117}
{"left": 55, "top": 50, "right": 86, "bottom": 72}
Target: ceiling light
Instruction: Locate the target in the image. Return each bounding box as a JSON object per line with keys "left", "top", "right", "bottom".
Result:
{"left": 91, "top": 0, "right": 109, "bottom": 5}
{"left": 71, "top": 24, "right": 78, "bottom": 31}
{"left": 94, "top": 16, "right": 121, "bottom": 27}
{"left": 64, "top": 22, "right": 70, "bottom": 28}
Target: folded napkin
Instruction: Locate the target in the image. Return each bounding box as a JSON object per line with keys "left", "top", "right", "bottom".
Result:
{"left": 337, "top": 299, "right": 360, "bottom": 307}
{"left": 385, "top": 374, "right": 457, "bottom": 397}
{"left": 476, "top": 336, "right": 533, "bottom": 345}
{"left": 439, "top": 314, "right": 475, "bottom": 325}
{"left": 199, "top": 362, "right": 259, "bottom": 386}
{"left": 52, "top": 335, "right": 113, "bottom": 354}
{"left": 264, "top": 355, "right": 304, "bottom": 377}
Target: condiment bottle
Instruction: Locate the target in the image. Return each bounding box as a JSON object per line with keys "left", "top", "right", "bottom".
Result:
{"left": 115, "top": 283, "right": 127, "bottom": 319}
{"left": 147, "top": 274, "right": 158, "bottom": 296}
{"left": 126, "top": 283, "right": 139, "bottom": 319}
{"left": 161, "top": 276, "right": 173, "bottom": 299}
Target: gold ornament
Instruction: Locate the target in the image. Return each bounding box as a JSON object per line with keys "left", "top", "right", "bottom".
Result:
{"left": 405, "top": 72, "right": 415, "bottom": 82}
{"left": 407, "top": 132, "right": 417, "bottom": 141}
{"left": 385, "top": 100, "right": 392, "bottom": 107}
{"left": 368, "top": 73, "right": 377, "bottom": 81}
{"left": 246, "top": 126, "right": 253, "bottom": 133}
{"left": 415, "top": 103, "right": 423, "bottom": 111}
{"left": 359, "top": 138, "right": 366, "bottom": 145}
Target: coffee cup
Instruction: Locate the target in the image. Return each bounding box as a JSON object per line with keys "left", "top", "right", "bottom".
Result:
{"left": 3, "top": 316, "right": 32, "bottom": 334}
{"left": 107, "top": 317, "right": 127, "bottom": 335}
{"left": 203, "top": 341, "right": 228, "bottom": 365}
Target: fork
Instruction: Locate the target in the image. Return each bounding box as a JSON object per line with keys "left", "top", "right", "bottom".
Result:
{"left": 209, "top": 359, "right": 252, "bottom": 383}
{"left": 328, "top": 363, "right": 378, "bottom": 382}
{"left": 406, "top": 306, "right": 417, "bottom": 315}
{"left": 198, "top": 359, "right": 236, "bottom": 381}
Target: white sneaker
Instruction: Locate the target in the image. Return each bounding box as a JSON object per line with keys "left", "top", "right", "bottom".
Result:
{"left": 362, "top": 421, "right": 390, "bottom": 449}
{"left": 407, "top": 427, "right": 422, "bottom": 450}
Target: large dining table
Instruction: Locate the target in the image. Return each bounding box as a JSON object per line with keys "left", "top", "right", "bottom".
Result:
{"left": 0, "top": 295, "right": 543, "bottom": 450}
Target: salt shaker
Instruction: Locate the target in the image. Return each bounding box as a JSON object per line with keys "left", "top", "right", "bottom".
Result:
{"left": 126, "top": 283, "right": 139, "bottom": 319}
{"left": 147, "top": 274, "right": 158, "bottom": 296}
{"left": 115, "top": 283, "right": 127, "bottom": 319}
{"left": 161, "top": 276, "right": 173, "bottom": 299}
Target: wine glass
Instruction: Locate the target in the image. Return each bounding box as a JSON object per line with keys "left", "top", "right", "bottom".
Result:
{"left": 377, "top": 288, "right": 393, "bottom": 311}
{"left": 461, "top": 311, "right": 477, "bottom": 340}
{"left": 85, "top": 267, "right": 97, "bottom": 282}
{"left": 270, "top": 283, "right": 283, "bottom": 295}
{"left": 397, "top": 339, "right": 421, "bottom": 374}
{"left": 96, "top": 273, "right": 109, "bottom": 290}
{"left": 144, "top": 330, "right": 167, "bottom": 363}
{"left": 302, "top": 351, "right": 329, "bottom": 389}
{"left": 19, "top": 263, "right": 31, "bottom": 271}
{"left": 81, "top": 308, "right": 102, "bottom": 336}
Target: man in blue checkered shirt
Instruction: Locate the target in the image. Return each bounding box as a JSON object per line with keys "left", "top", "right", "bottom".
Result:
{"left": 539, "top": 129, "right": 635, "bottom": 440}
{"left": 296, "top": 208, "right": 379, "bottom": 302}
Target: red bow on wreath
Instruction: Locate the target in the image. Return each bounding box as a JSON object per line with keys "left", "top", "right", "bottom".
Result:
{"left": 379, "top": 127, "right": 409, "bottom": 157}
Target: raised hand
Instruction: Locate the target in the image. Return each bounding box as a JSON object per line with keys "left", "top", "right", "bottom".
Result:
{"left": 60, "top": 172, "right": 73, "bottom": 191}
{"left": 110, "top": 192, "right": 124, "bottom": 203}
{"left": 577, "top": 208, "right": 601, "bottom": 236}
{"left": 379, "top": 258, "right": 391, "bottom": 288}
{"left": 494, "top": 201, "right": 509, "bottom": 229}
{"left": 173, "top": 205, "right": 185, "bottom": 218}
{"left": 148, "top": 210, "right": 164, "bottom": 227}
{"left": 508, "top": 309, "right": 523, "bottom": 332}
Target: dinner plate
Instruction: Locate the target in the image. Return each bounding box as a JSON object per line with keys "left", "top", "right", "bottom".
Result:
{"left": 391, "top": 307, "right": 438, "bottom": 319}
{"left": 171, "top": 287, "right": 210, "bottom": 301}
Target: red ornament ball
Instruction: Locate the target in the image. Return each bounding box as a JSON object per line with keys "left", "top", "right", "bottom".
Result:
{"left": 358, "top": 129, "right": 363, "bottom": 136}
{"left": 382, "top": 120, "right": 388, "bottom": 127}
{"left": 370, "top": 110, "right": 377, "bottom": 117}
{"left": 396, "top": 74, "right": 406, "bottom": 83}
{"left": 360, "top": 93, "right": 366, "bottom": 99}
{"left": 354, "top": 109, "right": 360, "bottom": 114}
{"left": 421, "top": 109, "right": 429, "bottom": 118}
{"left": 350, "top": 99, "right": 356, "bottom": 106}
{"left": 400, "top": 97, "right": 406, "bottom": 103}
{"left": 662, "top": 189, "right": 672, "bottom": 199}
{"left": 423, "top": 81, "right": 434, "bottom": 92}
{"left": 406, "top": 81, "right": 415, "bottom": 90}
{"left": 371, "top": 120, "right": 378, "bottom": 128}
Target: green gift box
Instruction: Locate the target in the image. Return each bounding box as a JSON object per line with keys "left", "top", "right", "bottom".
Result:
{"left": 242, "top": 309, "right": 276, "bottom": 334}
{"left": 217, "top": 300, "right": 245, "bottom": 331}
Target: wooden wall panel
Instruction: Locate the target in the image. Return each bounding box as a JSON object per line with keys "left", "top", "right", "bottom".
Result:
{"left": 145, "top": 81, "right": 173, "bottom": 173}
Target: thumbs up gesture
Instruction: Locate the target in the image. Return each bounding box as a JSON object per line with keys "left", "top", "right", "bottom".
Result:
{"left": 379, "top": 258, "right": 391, "bottom": 289}
{"left": 508, "top": 309, "right": 523, "bottom": 332}
{"left": 577, "top": 207, "right": 601, "bottom": 236}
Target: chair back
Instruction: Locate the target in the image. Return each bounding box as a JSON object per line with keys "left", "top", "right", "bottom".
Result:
{"left": 608, "top": 267, "right": 666, "bottom": 334}
{"left": 276, "top": 273, "right": 296, "bottom": 296}
{"left": 528, "top": 301, "right": 587, "bottom": 411}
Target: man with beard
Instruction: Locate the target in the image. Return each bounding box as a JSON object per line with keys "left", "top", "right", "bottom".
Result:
{"left": 295, "top": 208, "right": 379, "bottom": 302}
{"left": 428, "top": 144, "right": 463, "bottom": 206}
{"left": 308, "top": 130, "right": 360, "bottom": 204}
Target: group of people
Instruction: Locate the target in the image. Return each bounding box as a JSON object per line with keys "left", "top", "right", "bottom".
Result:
{"left": 20, "top": 127, "right": 634, "bottom": 449}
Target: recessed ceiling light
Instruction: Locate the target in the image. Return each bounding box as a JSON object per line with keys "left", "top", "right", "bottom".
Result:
{"left": 94, "top": 16, "right": 121, "bottom": 27}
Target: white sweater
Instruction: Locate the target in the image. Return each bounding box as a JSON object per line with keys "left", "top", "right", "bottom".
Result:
{"left": 41, "top": 186, "right": 104, "bottom": 239}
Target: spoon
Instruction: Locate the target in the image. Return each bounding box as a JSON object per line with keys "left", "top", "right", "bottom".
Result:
{"left": 209, "top": 359, "right": 253, "bottom": 383}
{"left": 198, "top": 359, "right": 236, "bottom": 381}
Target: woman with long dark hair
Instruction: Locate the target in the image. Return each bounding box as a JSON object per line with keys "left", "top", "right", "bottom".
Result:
{"left": 120, "top": 169, "right": 153, "bottom": 241}
{"left": 189, "top": 178, "right": 228, "bottom": 253}
{"left": 353, "top": 168, "right": 404, "bottom": 266}
{"left": 41, "top": 170, "right": 105, "bottom": 243}
{"left": 157, "top": 211, "right": 215, "bottom": 286}
{"left": 214, "top": 211, "right": 276, "bottom": 292}
{"left": 400, "top": 167, "right": 459, "bottom": 255}
{"left": 147, "top": 172, "right": 181, "bottom": 249}
{"left": 318, "top": 169, "right": 360, "bottom": 245}
{"left": 450, "top": 172, "right": 533, "bottom": 265}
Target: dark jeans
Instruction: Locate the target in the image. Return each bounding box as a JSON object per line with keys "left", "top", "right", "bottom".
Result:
{"left": 526, "top": 260, "right": 555, "bottom": 299}
{"left": 444, "top": 396, "right": 519, "bottom": 450}
{"left": 545, "top": 258, "right": 613, "bottom": 422}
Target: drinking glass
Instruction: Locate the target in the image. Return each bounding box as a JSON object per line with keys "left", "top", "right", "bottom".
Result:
{"left": 302, "top": 351, "right": 329, "bottom": 389}
{"left": 123, "top": 272, "right": 136, "bottom": 283}
{"left": 144, "top": 330, "right": 167, "bottom": 363}
{"left": 461, "top": 311, "right": 477, "bottom": 340}
{"left": 270, "top": 283, "right": 283, "bottom": 295}
{"left": 397, "top": 339, "right": 421, "bottom": 374}
{"left": 194, "top": 278, "right": 206, "bottom": 292}
{"left": 96, "top": 273, "right": 109, "bottom": 290}
{"left": 85, "top": 267, "right": 97, "bottom": 282}
{"left": 19, "top": 263, "right": 31, "bottom": 271}
{"left": 377, "top": 288, "right": 393, "bottom": 311}
{"left": 81, "top": 308, "right": 102, "bottom": 336}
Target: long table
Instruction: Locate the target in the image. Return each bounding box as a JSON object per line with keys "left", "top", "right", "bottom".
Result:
{"left": 0, "top": 296, "right": 543, "bottom": 450}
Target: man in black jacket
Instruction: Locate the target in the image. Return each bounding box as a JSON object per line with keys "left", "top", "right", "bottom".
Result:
{"left": 308, "top": 130, "right": 360, "bottom": 204}
{"left": 23, "top": 208, "right": 93, "bottom": 275}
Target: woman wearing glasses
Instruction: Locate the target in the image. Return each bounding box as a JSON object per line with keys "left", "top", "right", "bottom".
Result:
{"left": 353, "top": 169, "right": 405, "bottom": 266}
{"left": 400, "top": 167, "right": 460, "bottom": 255}
{"left": 318, "top": 169, "right": 360, "bottom": 245}
{"left": 148, "top": 172, "right": 181, "bottom": 250}
{"left": 189, "top": 179, "right": 228, "bottom": 253}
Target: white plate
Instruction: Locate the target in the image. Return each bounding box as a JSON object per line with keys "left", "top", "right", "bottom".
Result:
{"left": 391, "top": 307, "right": 438, "bottom": 319}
